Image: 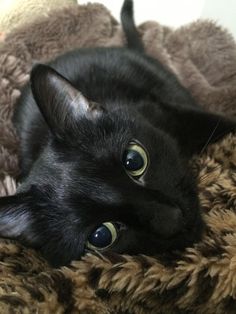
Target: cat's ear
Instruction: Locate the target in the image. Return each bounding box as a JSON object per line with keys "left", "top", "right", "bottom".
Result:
{"left": 165, "top": 106, "right": 236, "bottom": 155}
{"left": 30, "top": 64, "right": 104, "bottom": 136}
{"left": 0, "top": 193, "right": 33, "bottom": 241}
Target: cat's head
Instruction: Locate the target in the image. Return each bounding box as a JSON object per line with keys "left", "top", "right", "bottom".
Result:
{"left": 0, "top": 65, "right": 234, "bottom": 266}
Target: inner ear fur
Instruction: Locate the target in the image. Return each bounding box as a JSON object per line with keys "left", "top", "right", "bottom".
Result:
{"left": 0, "top": 192, "right": 32, "bottom": 240}
{"left": 30, "top": 64, "right": 104, "bottom": 137}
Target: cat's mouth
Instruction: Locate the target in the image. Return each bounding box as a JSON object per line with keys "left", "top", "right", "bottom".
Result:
{"left": 153, "top": 199, "right": 204, "bottom": 244}
{"left": 150, "top": 205, "right": 185, "bottom": 238}
{"left": 167, "top": 208, "right": 204, "bottom": 247}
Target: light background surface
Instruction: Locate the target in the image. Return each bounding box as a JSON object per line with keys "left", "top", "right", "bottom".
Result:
{"left": 79, "top": 0, "right": 236, "bottom": 38}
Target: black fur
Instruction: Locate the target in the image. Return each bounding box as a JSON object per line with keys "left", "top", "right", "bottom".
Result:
{"left": 0, "top": 0, "right": 235, "bottom": 267}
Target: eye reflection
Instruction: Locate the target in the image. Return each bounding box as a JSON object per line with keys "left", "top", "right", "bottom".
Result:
{"left": 122, "top": 142, "right": 148, "bottom": 177}
{"left": 86, "top": 222, "right": 117, "bottom": 250}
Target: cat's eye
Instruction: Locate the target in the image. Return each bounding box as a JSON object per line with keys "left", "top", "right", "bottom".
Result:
{"left": 122, "top": 142, "right": 148, "bottom": 177}
{"left": 86, "top": 222, "right": 118, "bottom": 251}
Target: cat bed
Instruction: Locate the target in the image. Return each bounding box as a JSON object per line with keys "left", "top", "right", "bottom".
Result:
{"left": 1, "top": 3, "right": 236, "bottom": 313}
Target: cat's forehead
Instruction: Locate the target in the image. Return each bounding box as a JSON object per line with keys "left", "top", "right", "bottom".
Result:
{"left": 62, "top": 109, "right": 133, "bottom": 147}
{"left": 76, "top": 177, "right": 124, "bottom": 206}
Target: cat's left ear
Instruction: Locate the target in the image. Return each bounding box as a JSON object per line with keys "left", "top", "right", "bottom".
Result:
{"left": 30, "top": 64, "right": 104, "bottom": 137}
{"left": 164, "top": 105, "right": 236, "bottom": 155}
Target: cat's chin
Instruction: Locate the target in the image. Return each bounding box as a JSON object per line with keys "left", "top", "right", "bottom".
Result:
{"left": 173, "top": 211, "right": 205, "bottom": 251}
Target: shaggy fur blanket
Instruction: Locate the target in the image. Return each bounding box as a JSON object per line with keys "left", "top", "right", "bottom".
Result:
{"left": 1, "top": 3, "right": 236, "bottom": 313}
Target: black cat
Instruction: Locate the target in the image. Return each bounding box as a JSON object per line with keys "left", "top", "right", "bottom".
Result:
{"left": 0, "top": 0, "right": 235, "bottom": 267}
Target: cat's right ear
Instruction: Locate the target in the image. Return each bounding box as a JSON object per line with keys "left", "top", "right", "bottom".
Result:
{"left": 30, "top": 64, "right": 105, "bottom": 137}
{"left": 0, "top": 193, "right": 33, "bottom": 241}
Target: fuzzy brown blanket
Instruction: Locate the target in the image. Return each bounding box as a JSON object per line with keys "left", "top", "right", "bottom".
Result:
{"left": 1, "top": 3, "right": 236, "bottom": 313}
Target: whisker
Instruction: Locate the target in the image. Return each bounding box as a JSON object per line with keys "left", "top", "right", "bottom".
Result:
{"left": 199, "top": 119, "right": 220, "bottom": 156}
{"left": 176, "top": 119, "right": 224, "bottom": 186}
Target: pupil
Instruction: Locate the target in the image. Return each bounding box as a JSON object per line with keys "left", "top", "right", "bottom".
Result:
{"left": 123, "top": 150, "right": 144, "bottom": 171}
{"left": 88, "top": 225, "right": 112, "bottom": 248}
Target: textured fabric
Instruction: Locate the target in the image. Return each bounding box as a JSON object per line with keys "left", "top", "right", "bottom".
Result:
{"left": 0, "top": 3, "right": 236, "bottom": 313}
{"left": 0, "top": 0, "right": 76, "bottom": 32}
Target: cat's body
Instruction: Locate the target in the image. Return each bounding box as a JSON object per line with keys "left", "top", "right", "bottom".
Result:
{"left": 0, "top": 0, "right": 235, "bottom": 266}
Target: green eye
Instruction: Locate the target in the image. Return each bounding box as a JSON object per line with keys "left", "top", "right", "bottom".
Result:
{"left": 86, "top": 222, "right": 118, "bottom": 251}
{"left": 122, "top": 142, "right": 148, "bottom": 177}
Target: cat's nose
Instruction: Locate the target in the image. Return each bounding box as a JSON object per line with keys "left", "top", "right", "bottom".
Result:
{"left": 151, "top": 205, "right": 184, "bottom": 237}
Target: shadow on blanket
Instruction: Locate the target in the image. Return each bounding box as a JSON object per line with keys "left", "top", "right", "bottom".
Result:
{"left": 0, "top": 3, "right": 236, "bottom": 313}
